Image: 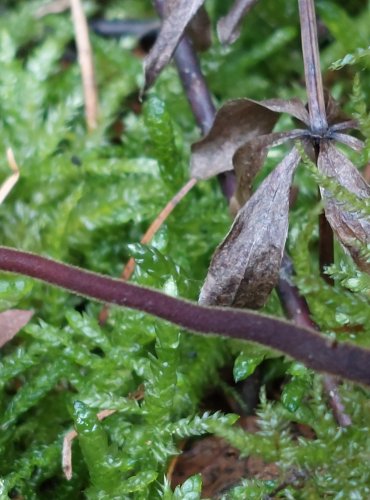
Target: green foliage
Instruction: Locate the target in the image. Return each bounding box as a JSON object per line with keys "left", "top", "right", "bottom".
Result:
{"left": 0, "top": 1, "right": 370, "bottom": 499}
{"left": 233, "top": 348, "right": 266, "bottom": 382}
{"left": 161, "top": 475, "right": 202, "bottom": 500}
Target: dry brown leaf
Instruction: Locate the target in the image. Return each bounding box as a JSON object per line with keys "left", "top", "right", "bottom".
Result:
{"left": 187, "top": 6, "right": 212, "bottom": 52}
{"left": 144, "top": 0, "right": 205, "bottom": 90}
{"left": 0, "top": 309, "right": 33, "bottom": 348}
{"left": 190, "top": 99, "right": 281, "bottom": 180}
{"left": 232, "top": 129, "right": 305, "bottom": 208}
{"left": 325, "top": 92, "right": 348, "bottom": 126}
{"left": 318, "top": 140, "right": 370, "bottom": 272}
{"left": 261, "top": 98, "right": 310, "bottom": 126}
{"left": 199, "top": 148, "right": 301, "bottom": 309}
{"left": 330, "top": 132, "right": 364, "bottom": 152}
{"left": 217, "top": 0, "right": 259, "bottom": 45}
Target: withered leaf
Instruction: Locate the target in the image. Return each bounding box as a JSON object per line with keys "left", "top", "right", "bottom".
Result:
{"left": 261, "top": 98, "right": 310, "bottom": 126}
{"left": 187, "top": 6, "right": 212, "bottom": 52}
{"left": 0, "top": 309, "right": 33, "bottom": 348}
{"left": 191, "top": 99, "right": 281, "bottom": 180}
{"left": 144, "top": 0, "right": 205, "bottom": 90}
{"left": 331, "top": 132, "right": 364, "bottom": 152}
{"left": 232, "top": 129, "right": 305, "bottom": 208}
{"left": 318, "top": 140, "right": 370, "bottom": 272}
{"left": 217, "top": 0, "right": 259, "bottom": 45}
{"left": 199, "top": 148, "right": 301, "bottom": 309}
{"left": 325, "top": 92, "right": 349, "bottom": 126}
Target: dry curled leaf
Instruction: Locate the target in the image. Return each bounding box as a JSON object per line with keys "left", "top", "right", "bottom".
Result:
{"left": 199, "top": 148, "right": 301, "bottom": 309}
{"left": 191, "top": 99, "right": 281, "bottom": 180}
{"left": 232, "top": 129, "right": 305, "bottom": 208}
{"left": 0, "top": 309, "right": 34, "bottom": 348}
{"left": 217, "top": 0, "right": 259, "bottom": 45}
{"left": 324, "top": 92, "right": 348, "bottom": 126}
{"left": 144, "top": 0, "right": 205, "bottom": 90}
{"left": 330, "top": 132, "right": 364, "bottom": 152}
{"left": 261, "top": 98, "right": 310, "bottom": 126}
{"left": 318, "top": 141, "right": 370, "bottom": 272}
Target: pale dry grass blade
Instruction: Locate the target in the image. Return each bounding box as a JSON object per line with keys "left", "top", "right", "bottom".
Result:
{"left": 70, "top": 0, "right": 99, "bottom": 131}
{"left": 0, "top": 148, "right": 20, "bottom": 205}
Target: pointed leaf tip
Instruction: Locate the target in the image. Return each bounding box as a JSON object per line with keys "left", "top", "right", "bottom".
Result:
{"left": 144, "top": 0, "right": 205, "bottom": 90}
{"left": 199, "top": 148, "right": 301, "bottom": 309}
{"left": 217, "top": 0, "right": 259, "bottom": 45}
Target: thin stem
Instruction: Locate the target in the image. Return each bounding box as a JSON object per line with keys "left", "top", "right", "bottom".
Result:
{"left": 217, "top": 0, "right": 259, "bottom": 45}
{"left": 278, "top": 254, "right": 351, "bottom": 427}
{"left": 0, "top": 247, "right": 370, "bottom": 385}
{"left": 70, "top": 0, "right": 99, "bottom": 131}
{"left": 173, "top": 37, "right": 215, "bottom": 136}
{"left": 123, "top": 177, "right": 197, "bottom": 279}
{"left": 98, "top": 178, "right": 197, "bottom": 324}
{"left": 319, "top": 210, "right": 334, "bottom": 284}
{"left": 0, "top": 149, "right": 20, "bottom": 205}
{"left": 298, "top": 0, "right": 327, "bottom": 134}
{"left": 153, "top": 0, "right": 236, "bottom": 200}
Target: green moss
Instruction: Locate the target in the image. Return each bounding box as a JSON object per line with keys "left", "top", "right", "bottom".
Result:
{"left": 0, "top": 1, "right": 370, "bottom": 498}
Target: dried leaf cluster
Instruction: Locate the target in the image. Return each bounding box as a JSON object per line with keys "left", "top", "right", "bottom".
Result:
{"left": 195, "top": 94, "right": 369, "bottom": 308}
{"left": 145, "top": 0, "right": 370, "bottom": 310}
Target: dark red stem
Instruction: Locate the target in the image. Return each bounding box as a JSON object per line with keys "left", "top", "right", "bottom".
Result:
{"left": 0, "top": 246, "right": 370, "bottom": 386}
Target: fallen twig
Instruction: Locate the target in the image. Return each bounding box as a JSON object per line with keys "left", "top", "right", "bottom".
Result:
{"left": 70, "top": 0, "right": 99, "bottom": 131}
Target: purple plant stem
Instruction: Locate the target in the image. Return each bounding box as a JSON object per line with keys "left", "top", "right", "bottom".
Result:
{"left": 173, "top": 37, "right": 214, "bottom": 135}
{"left": 1, "top": 246, "right": 370, "bottom": 386}
{"left": 278, "top": 254, "right": 351, "bottom": 427}
{"left": 153, "top": 0, "right": 236, "bottom": 201}
{"left": 319, "top": 211, "right": 334, "bottom": 284}
{"left": 299, "top": 0, "right": 335, "bottom": 286}
{"left": 298, "top": 0, "right": 327, "bottom": 134}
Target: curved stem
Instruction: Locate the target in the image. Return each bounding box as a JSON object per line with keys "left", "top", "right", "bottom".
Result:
{"left": 1, "top": 246, "right": 370, "bottom": 385}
